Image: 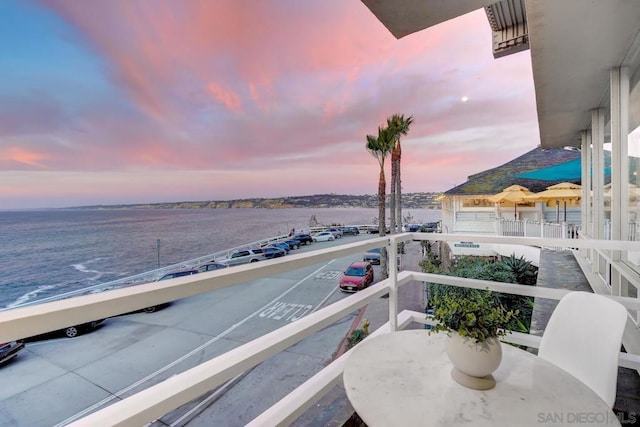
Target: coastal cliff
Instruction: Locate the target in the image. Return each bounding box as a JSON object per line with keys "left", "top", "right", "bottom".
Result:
{"left": 83, "top": 192, "right": 441, "bottom": 210}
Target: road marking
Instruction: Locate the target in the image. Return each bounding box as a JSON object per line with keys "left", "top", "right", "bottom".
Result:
{"left": 55, "top": 260, "right": 336, "bottom": 426}
{"left": 259, "top": 302, "right": 313, "bottom": 321}
{"left": 314, "top": 270, "right": 342, "bottom": 280}
{"left": 310, "top": 285, "right": 341, "bottom": 314}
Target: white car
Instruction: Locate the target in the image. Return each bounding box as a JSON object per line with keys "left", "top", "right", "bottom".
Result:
{"left": 313, "top": 231, "right": 335, "bottom": 242}
{"left": 328, "top": 228, "right": 343, "bottom": 238}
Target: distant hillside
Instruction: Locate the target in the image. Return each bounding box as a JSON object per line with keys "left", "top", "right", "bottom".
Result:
{"left": 81, "top": 193, "right": 442, "bottom": 210}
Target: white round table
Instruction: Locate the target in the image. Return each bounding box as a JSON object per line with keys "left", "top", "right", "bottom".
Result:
{"left": 343, "top": 330, "right": 620, "bottom": 426}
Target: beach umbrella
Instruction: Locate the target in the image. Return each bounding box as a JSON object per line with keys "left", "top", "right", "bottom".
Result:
{"left": 488, "top": 185, "right": 534, "bottom": 219}
{"left": 524, "top": 182, "right": 581, "bottom": 222}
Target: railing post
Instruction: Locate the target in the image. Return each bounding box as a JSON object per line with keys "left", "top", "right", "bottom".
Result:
{"left": 388, "top": 236, "right": 398, "bottom": 332}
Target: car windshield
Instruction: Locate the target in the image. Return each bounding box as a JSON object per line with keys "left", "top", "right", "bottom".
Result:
{"left": 160, "top": 271, "right": 194, "bottom": 280}
{"left": 345, "top": 267, "right": 366, "bottom": 276}
{"left": 368, "top": 248, "right": 381, "bottom": 254}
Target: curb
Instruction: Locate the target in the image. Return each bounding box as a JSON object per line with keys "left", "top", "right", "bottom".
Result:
{"left": 333, "top": 306, "right": 368, "bottom": 360}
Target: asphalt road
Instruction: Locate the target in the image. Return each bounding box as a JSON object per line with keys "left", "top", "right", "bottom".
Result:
{"left": 0, "top": 233, "right": 384, "bottom": 427}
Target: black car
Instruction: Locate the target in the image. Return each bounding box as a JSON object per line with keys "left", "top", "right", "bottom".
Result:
{"left": 26, "top": 319, "right": 105, "bottom": 340}
{"left": 144, "top": 269, "right": 199, "bottom": 313}
{"left": 197, "top": 262, "right": 229, "bottom": 273}
{"left": 292, "top": 233, "right": 313, "bottom": 245}
{"left": 342, "top": 226, "right": 360, "bottom": 235}
{"left": 262, "top": 246, "right": 286, "bottom": 258}
{"left": 0, "top": 341, "right": 24, "bottom": 365}
{"left": 283, "top": 239, "right": 302, "bottom": 249}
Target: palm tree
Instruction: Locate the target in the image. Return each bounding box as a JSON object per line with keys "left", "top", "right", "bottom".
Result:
{"left": 366, "top": 125, "right": 394, "bottom": 279}
{"left": 387, "top": 114, "right": 414, "bottom": 235}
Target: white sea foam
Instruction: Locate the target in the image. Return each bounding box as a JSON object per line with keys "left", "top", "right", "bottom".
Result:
{"left": 72, "top": 258, "right": 103, "bottom": 274}
{"left": 7, "top": 285, "right": 57, "bottom": 308}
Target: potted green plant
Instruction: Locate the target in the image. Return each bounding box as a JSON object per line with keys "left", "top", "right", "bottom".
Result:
{"left": 428, "top": 286, "right": 519, "bottom": 390}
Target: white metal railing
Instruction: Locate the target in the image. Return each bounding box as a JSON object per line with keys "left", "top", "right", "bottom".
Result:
{"left": 2, "top": 233, "right": 640, "bottom": 426}
{"left": 498, "top": 219, "right": 581, "bottom": 241}
{"left": 603, "top": 220, "right": 640, "bottom": 241}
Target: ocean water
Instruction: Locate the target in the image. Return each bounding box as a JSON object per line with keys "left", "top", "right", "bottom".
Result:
{"left": 0, "top": 208, "right": 440, "bottom": 310}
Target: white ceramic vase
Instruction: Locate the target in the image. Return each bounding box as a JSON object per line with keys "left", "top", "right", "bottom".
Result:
{"left": 445, "top": 331, "right": 502, "bottom": 390}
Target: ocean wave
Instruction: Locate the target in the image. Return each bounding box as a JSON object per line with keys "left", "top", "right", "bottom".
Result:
{"left": 7, "top": 284, "right": 57, "bottom": 308}
{"left": 71, "top": 258, "right": 104, "bottom": 274}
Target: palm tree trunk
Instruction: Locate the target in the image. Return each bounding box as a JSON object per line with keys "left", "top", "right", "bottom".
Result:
{"left": 395, "top": 144, "right": 402, "bottom": 234}
{"left": 378, "top": 168, "right": 388, "bottom": 280}
{"left": 390, "top": 150, "right": 397, "bottom": 234}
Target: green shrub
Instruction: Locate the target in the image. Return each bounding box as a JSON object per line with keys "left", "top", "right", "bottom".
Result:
{"left": 429, "top": 287, "right": 519, "bottom": 342}
{"left": 347, "top": 329, "right": 367, "bottom": 349}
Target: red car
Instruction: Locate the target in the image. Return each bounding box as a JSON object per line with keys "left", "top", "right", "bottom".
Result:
{"left": 339, "top": 261, "right": 374, "bottom": 292}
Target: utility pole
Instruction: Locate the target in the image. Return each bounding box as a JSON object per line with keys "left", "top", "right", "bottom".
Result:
{"left": 156, "top": 239, "right": 161, "bottom": 268}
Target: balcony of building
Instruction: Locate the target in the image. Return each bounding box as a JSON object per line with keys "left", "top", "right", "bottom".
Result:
{"left": 1, "top": 232, "right": 640, "bottom": 425}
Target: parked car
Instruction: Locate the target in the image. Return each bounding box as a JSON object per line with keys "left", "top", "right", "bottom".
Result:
{"left": 342, "top": 226, "right": 360, "bottom": 235}
{"left": 421, "top": 222, "right": 440, "bottom": 232}
{"left": 197, "top": 262, "right": 229, "bottom": 273}
{"left": 262, "top": 246, "right": 286, "bottom": 258}
{"left": 158, "top": 269, "right": 199, "bottom": 280}
{"left": 269, "top": 242, "right": 291, "bottom": 253}
{"left": 313, "top": 231, "right": 335, "bottom": 242}
{"left": 362, "top": 247, "right": 401, "bottom": 269}
{"left": 339, "top": 261, "right": 374, "bottom": 292}
{"left": 283, "top": 239, "right": 301, "bottom": 249}
{"left": 26, "top": 319, "right": 106, "bottom": 340}
{"left": 328, "top": 228, "right": 343, "bottom": 238}
{"left": 363, "top": 247, "right": 381, "bottom": 265}
{"left": 144, "top": 269, "right": 199, "bottom": 313}
{"left": 367, "top": 226, "right": 390, "bottom": 234}
{"left": 292, "top": 233, "right": 313, "bottom": 245}
{"left": 0, "top": 341, "right": 24, "bottom": 365}
{"left": 220, "top": 249, "right": 266, "bottom": 266}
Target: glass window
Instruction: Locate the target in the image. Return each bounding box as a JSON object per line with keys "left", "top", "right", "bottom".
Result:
{"left": 625, "top": 76, "right": 640, "bottom": 268}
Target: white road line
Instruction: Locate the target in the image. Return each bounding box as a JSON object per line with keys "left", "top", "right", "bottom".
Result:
{"left": 55, "top": 260, "right": 336, "bottom": 426}
{"left": 310, "top": 285, "right": 341, "bottom": 314}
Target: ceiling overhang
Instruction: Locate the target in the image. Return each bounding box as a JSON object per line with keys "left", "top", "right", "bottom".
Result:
{"left": 485, "top": 0, "right": 528, "bottom": 58}
{"left": 526, "top": 0, "right": 640, "bottom": 148}
{"left": 360, "top": 0, "right": 495, "bottom": 39}
{"left": 361, "top": 0, "right": 640, "bottom": 149}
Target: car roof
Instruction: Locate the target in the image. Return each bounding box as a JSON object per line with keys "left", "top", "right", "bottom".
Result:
{"left": 366, "top": 248, "right": 381, "bottom": 253}
{"left": 348, "top": 261, "right": 370, "bottom": 268}
{"left": 159, "top": 269, "right": 198, "bottom": 279}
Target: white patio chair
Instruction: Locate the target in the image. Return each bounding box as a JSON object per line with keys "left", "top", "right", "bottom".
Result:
{"left": 538, "top": 291, "right": 628, "bottom": 408}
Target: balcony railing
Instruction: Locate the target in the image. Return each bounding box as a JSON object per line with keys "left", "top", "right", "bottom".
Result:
{"left": 1, "top": 233, "right": 640, "bottom": 426}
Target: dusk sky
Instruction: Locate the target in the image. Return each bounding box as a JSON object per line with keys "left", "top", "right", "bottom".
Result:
{"left": 1, "top": 0, "right": 540, "bottom": 209}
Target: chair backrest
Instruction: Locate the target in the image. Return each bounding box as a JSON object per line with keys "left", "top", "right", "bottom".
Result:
{"left": 538, "top": 291, "right": 627, "bottom": 408}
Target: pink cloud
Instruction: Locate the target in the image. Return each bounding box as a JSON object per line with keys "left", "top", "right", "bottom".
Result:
{"left": 207, "top": 81, "right": 243, "bottom": 113}
{"left": 3, "top": 1, "right": 541, "bottom": 208}
{"left": 0, "top": 146, "right": 48, "bottom": 168}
